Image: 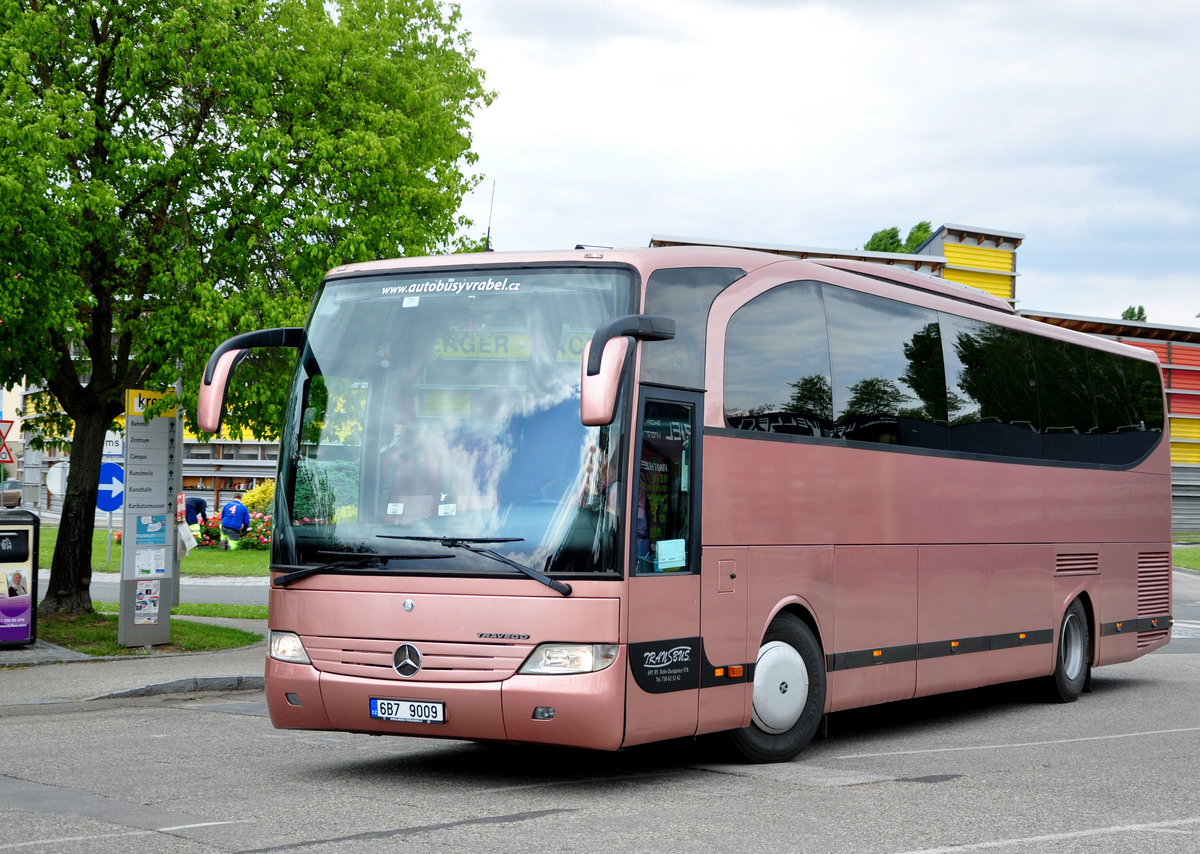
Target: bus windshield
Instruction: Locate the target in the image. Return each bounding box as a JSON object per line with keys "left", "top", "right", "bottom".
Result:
{"left": 273, "top": 265, "right": 635, "bottom": 579}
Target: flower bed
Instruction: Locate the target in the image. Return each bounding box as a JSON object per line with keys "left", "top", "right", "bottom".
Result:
{"left": 113, "top": 515, "right": 273, "bottom": 550}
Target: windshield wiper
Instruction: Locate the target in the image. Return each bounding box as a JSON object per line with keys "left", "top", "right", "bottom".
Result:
{"left": 273, "top": 550, "right": 452, "bottom": 588}
{"left": 377, "top": 535, "right": 572, "bottom": 596}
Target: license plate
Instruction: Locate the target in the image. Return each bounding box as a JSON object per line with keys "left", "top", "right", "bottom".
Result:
{"left": 369, "top": 697, "right": 445, "bottom": 724}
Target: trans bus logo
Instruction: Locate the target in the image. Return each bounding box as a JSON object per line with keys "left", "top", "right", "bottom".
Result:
{"left": 629, "top": 638, "right": 700, "bottom": 694}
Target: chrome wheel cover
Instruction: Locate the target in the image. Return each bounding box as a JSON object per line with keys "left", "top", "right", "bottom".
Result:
{"left": 1061, "top": 611, "right": 1085, "bottom": 681}
{"left": 751, "top": 640, "right": 809, "bottom": 734}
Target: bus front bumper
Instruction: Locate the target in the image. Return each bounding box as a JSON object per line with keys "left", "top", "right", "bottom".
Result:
{"left": 264, "top": 648, "right": 629, "bottom": 751}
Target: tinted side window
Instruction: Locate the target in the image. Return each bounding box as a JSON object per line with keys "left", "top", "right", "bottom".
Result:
{"left": 1032, "top": 337, "right": 1097, "bottom": 463}
{"left": 723, "top": 281, "right": 832, "bottom": 436}
{"left": 642, "top": 267, "right": 743, "bottom": 389}
{"left": 1089, "top": 349, "right": 1164, "bottom": 464}
{"left": 941, "top": 315, "right": 1042, "bottom": 458}
{"left": 825, "top": 287, "right": 948, "bottom": 449}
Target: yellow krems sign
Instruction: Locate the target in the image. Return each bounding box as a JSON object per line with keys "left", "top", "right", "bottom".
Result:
{"left": 126, "top": 389, "right": 179, "bottom": 421}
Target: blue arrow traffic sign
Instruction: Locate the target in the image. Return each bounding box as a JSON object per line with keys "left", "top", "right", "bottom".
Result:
{"left": 97, "top": 461, "right": 125, "bottom": 512}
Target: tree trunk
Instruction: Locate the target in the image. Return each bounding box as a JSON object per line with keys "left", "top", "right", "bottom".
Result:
{"left": 38, "top": 410, "right": 109, "bottom": 614}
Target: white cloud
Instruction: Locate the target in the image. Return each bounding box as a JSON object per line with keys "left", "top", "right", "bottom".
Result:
{"left": 455, "top": 0, "right": 1200, "bottom": 326}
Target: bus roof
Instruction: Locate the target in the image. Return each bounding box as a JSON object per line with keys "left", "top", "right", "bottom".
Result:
{"left": 322, "top": 245, "right": 788, "bottom": 280}
{"left": 320, "top": 246, "right": 1157, "bottom": 364}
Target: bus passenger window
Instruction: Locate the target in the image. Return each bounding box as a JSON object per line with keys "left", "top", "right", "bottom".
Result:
{"left": 644, "top": 267, "right": 743, "bottom": 390}
{"left": 636, "top": 400, "right": 694, "bottom": 574}
{"left": 825, "top": 286, "right": 948, "bottom": 450}
{"left": 723, "top": 281, "right": 832, "bottom": 436}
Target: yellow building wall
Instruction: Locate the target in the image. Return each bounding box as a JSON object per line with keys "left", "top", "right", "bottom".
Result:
{"left": 1170, "top": 418, "right": 1200, "bottom": 440}
{"left": 943, "top": 267, "right": 1015, "bottom": 302}
{"left": 942, "top": 242, "right": 1014, "bottom": 272}
{"left": 941, "top": 242, "right": 1016, "bottom": 302}
{"left": 1171, "top": 443, "right": 1200, "bottom": 464}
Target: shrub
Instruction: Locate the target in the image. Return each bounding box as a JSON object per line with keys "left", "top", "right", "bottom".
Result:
{"left": 242, "top": 480, "right": 275, "bottom": 515}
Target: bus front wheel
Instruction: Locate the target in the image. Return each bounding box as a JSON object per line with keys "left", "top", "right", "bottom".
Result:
{"left": 729, "top": 613, "right": 826, "bottom": 763}
{"left": 1049, "top": 598, "right": 1091, "bottom": 703}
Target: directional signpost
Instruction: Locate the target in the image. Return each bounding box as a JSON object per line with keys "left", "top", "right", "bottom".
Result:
{"left": 117, "top": 390, "right": 182, "bottom": 647}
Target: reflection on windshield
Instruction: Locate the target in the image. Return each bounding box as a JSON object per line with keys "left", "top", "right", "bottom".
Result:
{"left": 275, "top": 267, "right": 632, "bottom": 576}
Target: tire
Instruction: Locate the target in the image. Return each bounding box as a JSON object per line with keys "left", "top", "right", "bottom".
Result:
{"left": 728, "top": 613, "right": 826, "bottom": 763}
{"left": 1049, "top": 598, "right": 1091, "bottom": 703}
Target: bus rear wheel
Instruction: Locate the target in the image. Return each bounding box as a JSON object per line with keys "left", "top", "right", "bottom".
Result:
{"left": 728, "top": 613, "right": 826, "bottom": 763}
{"left": 1049, "top": 597, "right": 1091, "bottom": 703}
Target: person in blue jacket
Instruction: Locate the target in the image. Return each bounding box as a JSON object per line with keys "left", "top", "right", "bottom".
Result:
{"left": 220, "top": 494, "right": 251, "bottom": 551}
{"left": 185, "top": 496, "right": 208, "bottom": 540}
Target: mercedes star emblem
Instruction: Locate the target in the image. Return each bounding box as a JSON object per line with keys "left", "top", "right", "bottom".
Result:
{"left": 393, "top": 643, "right": 422, "bottom": 678}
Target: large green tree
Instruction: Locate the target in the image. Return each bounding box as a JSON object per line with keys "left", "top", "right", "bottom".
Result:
{"left": 0, "top": 0, "right": 492, "bottom": 613}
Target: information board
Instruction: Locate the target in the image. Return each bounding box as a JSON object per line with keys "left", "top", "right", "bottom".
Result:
{"left": 117, "top": 390, "right": 182, "bottom": 647}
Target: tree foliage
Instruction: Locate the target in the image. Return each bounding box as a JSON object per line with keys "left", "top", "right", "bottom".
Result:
{"left": 1121, "top": 305, "right": 1147, "bottom": 322}
{"left": 0, "top": 0, "right": 493, "bottom": 612}
{"left": 864, "top": 221, "right": 933, "bottom": 254}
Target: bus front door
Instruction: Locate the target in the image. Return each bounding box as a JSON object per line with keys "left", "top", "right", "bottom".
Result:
{"left": 623, "top": 392, "right": 703, "bottom": 747}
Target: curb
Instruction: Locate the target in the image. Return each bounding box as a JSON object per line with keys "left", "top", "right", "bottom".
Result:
{"left": 91, "top": 674, "right": 266, "bottom": 700}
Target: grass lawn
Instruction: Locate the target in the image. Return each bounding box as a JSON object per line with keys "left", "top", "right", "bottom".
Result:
{"left": 36, "top": 610, "right": 263, "bottom": 656}
{"left": 1172, "top": 547, "right": 1200, "bottom": 572}
{"left": 29, "top": 529, "right": 270, "bottom": 655}
{"left": 38, "top": 526, "right": 269, "bottom": 576}
{"left": 92, "top": 600, "right": 270, "bottom": 620}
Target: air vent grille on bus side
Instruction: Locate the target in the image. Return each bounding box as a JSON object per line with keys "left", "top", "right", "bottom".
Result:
{"left": 1136, "top": 551, "right": 1172, "bottom": 648}
{"left": 1055, "top": 553, "right": 1099, "bottom": 574}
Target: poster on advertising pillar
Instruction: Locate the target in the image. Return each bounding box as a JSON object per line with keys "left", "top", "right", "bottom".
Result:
{"left": 118, "top": 389, "right": 183, "bottom": 647}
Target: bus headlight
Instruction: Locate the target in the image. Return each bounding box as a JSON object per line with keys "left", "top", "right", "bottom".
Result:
{"left": 518, "top": 643, "right": 618, "bottom": 675}
{"left": 269, "top": 631, "right": 311, "bottom": 664}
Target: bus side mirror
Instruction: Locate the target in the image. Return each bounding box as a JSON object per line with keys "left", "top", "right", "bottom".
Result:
{"left": 198, "top": 327, "right": 305, "bottom": 433}
{"left": 581, "top": 337, "right": 630, "bottom": 426}
{"left": 579, "top": 314, "right": 675, "bottom": 426}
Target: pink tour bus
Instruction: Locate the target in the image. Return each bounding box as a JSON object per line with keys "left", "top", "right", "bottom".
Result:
{"left": 198, "top": 246, "right": 1172, "bottom": 762}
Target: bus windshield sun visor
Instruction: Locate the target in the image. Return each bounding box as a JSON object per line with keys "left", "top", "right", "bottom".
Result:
{"left": 585, "top": 315, "right": 676, "bottom": 376}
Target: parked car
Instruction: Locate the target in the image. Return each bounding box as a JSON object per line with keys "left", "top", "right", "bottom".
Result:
{"left": 1, "top": 479, "right": 22, "bottom": 508}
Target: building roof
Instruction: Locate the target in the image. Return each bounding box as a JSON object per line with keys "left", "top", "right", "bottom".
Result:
{"left": 914, "top": 223, "right": 1026, "bottom": 254}
{"left": 648, "top": 234, "right": 945, "bottom": 275}
{"left": 1018, "top": 309, "right": 1200, "bottom": 344}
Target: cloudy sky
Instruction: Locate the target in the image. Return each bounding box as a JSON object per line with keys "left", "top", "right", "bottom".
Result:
{"left": 453, "top": 0, "right": 1200, "bottom": 328}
